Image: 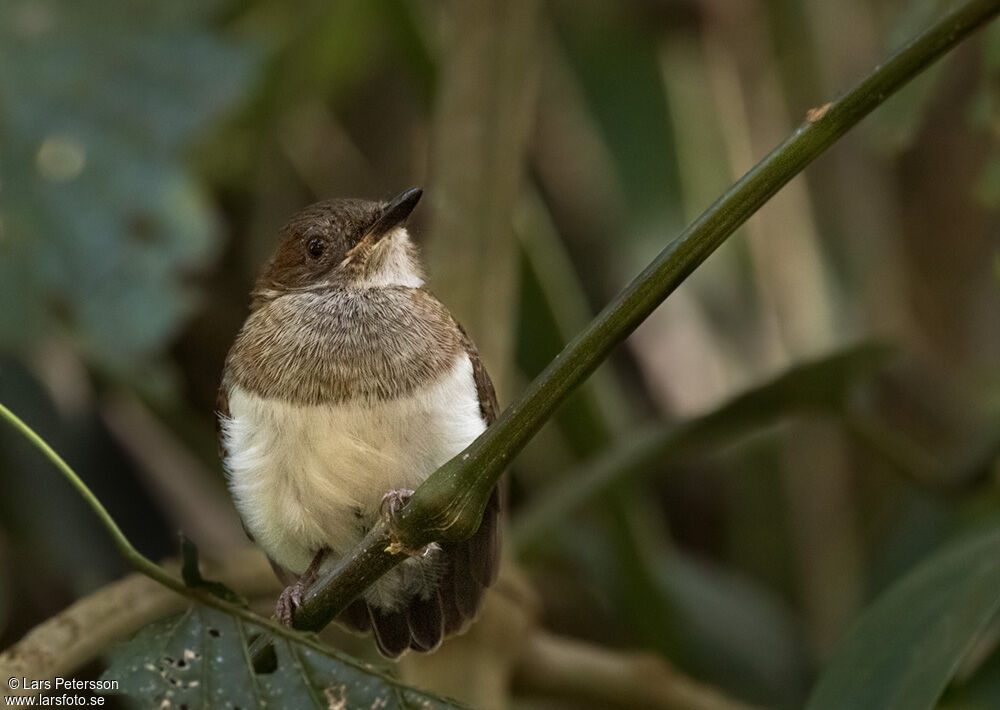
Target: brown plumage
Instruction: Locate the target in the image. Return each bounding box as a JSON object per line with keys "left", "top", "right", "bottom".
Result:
{"left": 217, "top": 189, "right": 501, "bottom": 657}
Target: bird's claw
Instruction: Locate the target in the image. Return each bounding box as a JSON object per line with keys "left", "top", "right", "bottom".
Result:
{"left": 380, "top": 488, "right": 415, "bottom": 521}
{"left": 275, "top": 582, "right": 305, "bottom": 625}
{"left": 274, "top": 549, "right": 328, "bottom": 625}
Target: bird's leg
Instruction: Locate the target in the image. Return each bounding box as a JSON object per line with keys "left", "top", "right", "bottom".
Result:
{"left": 275, "top": 549, "right": 328, "bottom": 625}
{"left": 380, "top": 488, "right": 415, "bottom": 521}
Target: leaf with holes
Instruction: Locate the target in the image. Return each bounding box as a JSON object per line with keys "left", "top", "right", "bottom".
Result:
{"left": 100, "top": 605, "right": 467, "bottom": 709}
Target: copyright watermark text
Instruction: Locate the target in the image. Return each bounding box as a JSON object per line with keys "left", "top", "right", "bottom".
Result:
{"left": 4, "top": 677, "right": 117, "bottom": 706}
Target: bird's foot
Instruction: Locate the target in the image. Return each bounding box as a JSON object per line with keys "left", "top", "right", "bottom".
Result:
{"left": 380, "top": 489, "right": 426, "bottom": 556}
{"left": 275, "top": 582, "right": 306, "bottom": 626}
{"left": 380, "top": 488, "right": 415, "bottom": 521}
{"left": 274, "top": 549, "right": 328, "bottom": 626}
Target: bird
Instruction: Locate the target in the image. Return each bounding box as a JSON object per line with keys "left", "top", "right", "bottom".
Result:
{"left": 216, "top": 188, "right": 501, "bottom": 658}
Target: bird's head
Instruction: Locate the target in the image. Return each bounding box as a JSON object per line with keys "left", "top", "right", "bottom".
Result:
{"left": 251, "top": 188, "right": 424, "bottom": 304}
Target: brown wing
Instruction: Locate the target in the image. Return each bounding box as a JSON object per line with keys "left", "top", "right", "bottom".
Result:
{"left": 452, "top": 320, "right": 502, "bottom": 584}
{"left": 421, "top": 321, "right": 502, "bottom": 650}
{"left": 455, "top": 322, "right": 499, "bottom": 425}
{"left": 215, "top": 382, "right": 230, "bottom": 460}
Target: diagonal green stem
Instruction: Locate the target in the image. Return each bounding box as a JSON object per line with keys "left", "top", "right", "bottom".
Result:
{"left": 289, "top": 0, "right": 1000, "bottom": 635}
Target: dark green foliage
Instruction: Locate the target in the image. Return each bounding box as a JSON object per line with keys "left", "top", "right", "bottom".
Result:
{"left": 512, "top": 342, "right": 893, "bottom": 548}
{"left": 807, "top": 522, "right": 1000, "bottom": 710}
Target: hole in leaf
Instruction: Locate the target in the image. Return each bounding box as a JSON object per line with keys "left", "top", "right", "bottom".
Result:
{"left": 252, "top": 644, "right": 279, "bottom": 675}
{"left": 208, "top": 627, "right": 221, "bottom": 638}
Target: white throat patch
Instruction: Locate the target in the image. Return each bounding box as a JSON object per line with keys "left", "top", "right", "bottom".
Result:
{"left": 354, "top": 227, "right": 424, "bottom": 288}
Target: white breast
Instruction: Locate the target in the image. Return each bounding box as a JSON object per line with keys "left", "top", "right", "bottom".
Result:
{"left": 221, "top": 354, "right": 486, "bottom": 575}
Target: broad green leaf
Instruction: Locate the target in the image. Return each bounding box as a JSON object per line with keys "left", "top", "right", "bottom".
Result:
{"left": 806, "top": 524, "right": 1000, "bottom": 710}
{"left": 0, "top": 0, "right": 257, "bottom": 376}
{"left": 101, "top": 605, "right": 467, "bottom": 709}
{"left": 864, "top": 489, "right": 961, "bottom": 599}
{"left": 513, "top": 342, "right": 893, "bottom": 549}
{"left": 938, "top": 621, "right": 1000, "bottom": 709}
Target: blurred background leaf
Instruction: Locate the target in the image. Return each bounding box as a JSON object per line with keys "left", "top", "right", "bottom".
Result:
{"left": 0, "top": 0, "right": 258, "bottom": 382}
{"left": 807, "top": 522, "right": 1000, "bottom": 710}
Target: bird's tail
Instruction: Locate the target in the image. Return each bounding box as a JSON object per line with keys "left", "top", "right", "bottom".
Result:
{"left": 337, "top": 486, "right": 501, "bottom": 658}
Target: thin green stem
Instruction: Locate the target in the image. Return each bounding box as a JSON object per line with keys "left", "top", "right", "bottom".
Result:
{"left": 0, "top": 403, "right": 136, "bottom": 560}
{"left": 0, "top": 402, "right": 359, "bottom": 669}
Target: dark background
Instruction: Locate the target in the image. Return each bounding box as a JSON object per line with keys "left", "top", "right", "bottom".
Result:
{"left": 1, "top": 0, "right": 999, "bottom": 707}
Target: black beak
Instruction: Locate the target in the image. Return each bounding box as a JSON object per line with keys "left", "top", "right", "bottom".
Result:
{"left": 368, "top": 187, "right": 422, "bottom": 240}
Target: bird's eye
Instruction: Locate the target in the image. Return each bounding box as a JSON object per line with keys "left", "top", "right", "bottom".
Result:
{"left": 306, "top": 236, "right": 326, "bottom": 260}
